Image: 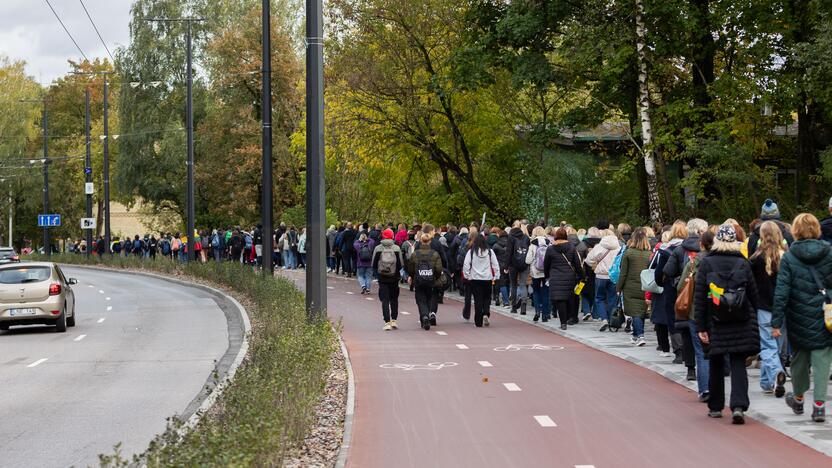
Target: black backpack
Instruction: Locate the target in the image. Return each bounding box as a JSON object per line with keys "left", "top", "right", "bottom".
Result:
{"left": 358, "top": 242, "right": 372, "bottom": 262}
{"left": 706, "top": 261, "right": 750, "bottom": 324}
{"left": 415, "top": 251, "right": 436, "bottom": 287}
{"left": 512, "top": 236, "right": 530, "bottom": 271}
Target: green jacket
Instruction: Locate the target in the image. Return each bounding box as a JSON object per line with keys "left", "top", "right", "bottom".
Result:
{"left": 617, "top": 248, "right": 651, "bottom": 318}
{"left": 408, "top": 247, "right": 443, "bottom": 288}
{"left": 772, "top": 239, "right": 832, "bottom": 350}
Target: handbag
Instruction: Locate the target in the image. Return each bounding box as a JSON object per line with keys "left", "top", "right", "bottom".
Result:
{"left": 640, "top": 251, "right": 664, "bottom": 294}
{"left": 807, "top": 265, "right": 832, "bottom": 332}
{"left": 675, "top": 257, "right": 697, "bottom": 320}
{"left": 561, "top": 253, "right": 584, "bottom": 295}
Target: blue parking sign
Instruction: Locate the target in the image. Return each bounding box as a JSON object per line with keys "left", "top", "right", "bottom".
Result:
{"left": 37, "top": 214, "right": 61, "bottom": 227}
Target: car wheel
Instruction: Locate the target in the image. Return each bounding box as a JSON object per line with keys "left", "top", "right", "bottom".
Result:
{"left": 67, "top": 312, "right": 76, "bottom": 327}
{"left": 55, "top": 309, "right": 67, "bottom": 333}
{"left": 0, "top": 324, "right": 8, "bottom": 331}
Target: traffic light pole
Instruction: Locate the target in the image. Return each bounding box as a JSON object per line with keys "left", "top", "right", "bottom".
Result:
{"left": 85, "top": 88, "right": 92, "bottom": 257}
{"left": 103, "top": 75, "right": 111, "bottom": 254}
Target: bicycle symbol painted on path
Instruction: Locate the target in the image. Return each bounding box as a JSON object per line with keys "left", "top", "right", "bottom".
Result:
{"left": 379, "top": 362, "right": 459, "bottom": 371}
{"left": 493, "top": 344, "right": 565, "bottom": 352}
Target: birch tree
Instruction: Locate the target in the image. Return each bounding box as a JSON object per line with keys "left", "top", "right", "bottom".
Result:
{"left": 635, "top": 0, "right": 663, "bottom": 223}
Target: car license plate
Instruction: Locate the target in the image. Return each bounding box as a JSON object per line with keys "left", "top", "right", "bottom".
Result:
{"left": 8, "top": 308, "right": 37, "bottom": 316}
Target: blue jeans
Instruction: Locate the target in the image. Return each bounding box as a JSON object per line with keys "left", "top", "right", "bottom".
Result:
{"left": 757, "top": 309, "right": 785, "bottom": 390}
{"left": 582, "top": 295, "right": 594, "bottom": 318}
{"left": 689, "top": 320, "right": 710, "bottom": 395}
{"left": 593, "top": 278, "right": 617, "bottom": 322}
{"left": 531, "top": 278, "right": 551, "bottom": 318}
{"left": 400, "top": 267, "right": 409, "bottom": 282}
{"left": 500, "top": 285, "right": 509, "bottom": 305}
{"left": 357, "top": 267, "right": 373, "bottom": 291}
{"left": 632, "top": 316, "right": 644, "bottom": 339}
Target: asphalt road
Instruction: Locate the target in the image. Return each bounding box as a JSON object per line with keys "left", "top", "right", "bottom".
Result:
{"left": 0, "top": 267, "right": 229, "bottom": 468}
{"left": 282, "top": 270, "right": 832, "bottom": 468}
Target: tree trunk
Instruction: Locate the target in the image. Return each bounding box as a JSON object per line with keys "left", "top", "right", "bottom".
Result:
{"left": 635, "top": 0, "right": 663, "bottom": 223}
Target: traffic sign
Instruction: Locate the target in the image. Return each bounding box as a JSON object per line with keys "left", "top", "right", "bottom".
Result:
{"left": 85, "top": 183, "right": 94, "bottom": 195}
{"left": 80, "top": 218, "right": 96, "bottom": 230}
{"left": 37, "top": 214, "right": 61, "bottom": 227}
{"left": 84, "top": 167, "right": 92, "bottom": 175}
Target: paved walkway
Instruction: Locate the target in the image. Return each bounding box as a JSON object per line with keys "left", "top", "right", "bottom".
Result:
{"left": 283, "top": 271, "right": 831, "bottom": 467}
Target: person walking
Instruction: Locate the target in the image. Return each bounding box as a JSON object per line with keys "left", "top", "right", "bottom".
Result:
{"left": 373, "top": 229, "right": 404, "bottom": 331}
{"left": 544, "top": 228, "right": 584, "bottom": 330}
{"left": 695, "top": 224, "right": 760, "bottom": 424}
{"left": 341, "top": 223, "right": 358, "bottom": 277}
{"left": 507, "top": 222, "right": 531, "bottom": 315}
{"left": 821, "top": 197, "right": 832, "bottom": 244}
{"left": 463, "top": 233, "right": 500, "bottom": 327}
{"left": 457, "top": 227, "right": 477, "bottom": 321}
{"left": 409, "top": 232, "right": 444, "bottom": 331}
{"left": 579, "top": 227, "right": 602, "bottom": 321}
{"left": 493, "top": 227, "right": 511, "bottom": 308}
{"left": 654, "top": 220, "right": 687, "bottom": 361}
{"left": 526, "top": 226, "right": 551, "bottom": 322}
{"left": 585, "top": 228, "right": 621, "bottom": 331}
{"left": 748, "top": 199, "right": 795, "bottom": 257}
{"left": 773, "top": 213, "right": 832, "bottom": 423}
{"left": 750, "top": 221, "right": 789, "bottom": 398}
{"left": 617, "top": 227, "right": 652, "bottom": 346}
{"left": 298, "top": 228, "right": 307, "bottom": 269}
{"left": 354, "top": 233, "right": 376, "bottom": 294}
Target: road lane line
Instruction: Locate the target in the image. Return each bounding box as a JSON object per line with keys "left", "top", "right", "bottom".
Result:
{"left": 436, "top": 331, "right": 447, "bottom": 336}
{"left": 97, "top": 317, "right": 106, "bottom": 323}
{"left": 27, "top": 358, "right": 48, "bottom": 368}
{"left": 99, "top": 290, "right": 105, "bottom": 294}
{"left": 106, "top": 306, "right": 112, "bottom": 311}
{"left": 477, "top": 361, "right": 492, "bottom": 367}
{"left": 534, "top": 415, "right": 557, "bottom": 427}
{"left": 88, "top": 285, "right": 94, "bottom": 288}
{"left": 105, "top": 297, "right": 111, "bottom": 301}
{"left": 455, "top": 344, "right": 469, "bottom": 350}
{"left": 365, "top": 297, "right": 373, "bottom": 301}
{"left": 503, "top": 383, "right": 522, "bottom": 392}
{"left": 327, "top": 286, "right": 334, "bottom": 290}
{"left": 74, "top": 334, "right": 87, "bottom": 342}
{"left": 346, "top": 291, "right": 355, "bottom": 295}
{"left": 401, "top": 311, "right": 411, "bottom": 315}
{"left": 575, "top": 466, "right": 596, "bottom": 468}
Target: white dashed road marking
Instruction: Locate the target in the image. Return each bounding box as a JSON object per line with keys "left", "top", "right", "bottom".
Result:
{"left": 346, "top": 291, "right": 355, "bottom": 295}
{"left": 455, "top": 344, "right": 469, "bottom": 350}
{"left": 88, "top": 285, "right": 94, "bottom": 288}
{"left": 97, "top": 318, "right": 106, "bottom": 323}
{"left": 534, "top": 415, "right": 557, "bottom": 427}
{"left": 327, "top": 286, "right": 334, "bottom": 290}
{"left": 575, "top": 466, "right": 596, "bottom": 468}
{"left": 477, "top": 361, "right": 492, "bottom": 367}
{"left": 27, "top": 358, "right": 48, "bottom": 368}
{"left": 106, "top": 306, "right": 112, "bottom": 311}
{"left": 401, "top": 311, "right": 411, "bottom": 315}
{"left": 74, "top": 334, "right": 87, "bottom": 342}
{"left": 366, "top": 297, "right": 373, "bottom": 301}
{"left": 503, "top": 383, "right": 522, "bottom": 392}
{"left": 436, "top": 331, "right": 447, "bottom": 336}
{"left": 105, "top": 297, "right": 111, "bottom": 301}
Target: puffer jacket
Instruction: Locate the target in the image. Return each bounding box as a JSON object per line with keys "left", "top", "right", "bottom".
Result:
{"left": 694, "top": 248, "right": 760, "bottom": 357}
{"left": 544, "top": 241, "right": 584, "bottom": 301}
{"left": 772, "top": 239, "right": 832, "bottom": 350}
{"left": 585, "top": 235, "right": 620, "bottom": 279}
{"left": 616, "top": 247, "right": 651, "bottom": 318}
{"left": 652, "top": 238, "right": 683, "bottom": 326}
{"left": 463, "top": 247, "right": 500, "bottom": 281}
{"left": 525, "top": 236, "right": 550, "bottom": 279}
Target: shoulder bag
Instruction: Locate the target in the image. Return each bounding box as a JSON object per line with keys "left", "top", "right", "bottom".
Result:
{"left": 640, "top": 250, "right": 664, "bottom": 294}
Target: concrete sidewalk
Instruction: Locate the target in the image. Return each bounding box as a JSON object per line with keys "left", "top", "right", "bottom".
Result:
{"left": 443, "top": 290, "right": 832, "bottom": 457}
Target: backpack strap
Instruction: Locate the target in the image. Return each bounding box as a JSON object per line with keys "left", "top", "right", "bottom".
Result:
{"left": 808, "top": 265, "right": 832, "bottom": 304}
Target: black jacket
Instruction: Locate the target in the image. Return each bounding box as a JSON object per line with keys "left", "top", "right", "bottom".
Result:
{"left": 694, "top": 250, "right": 760, "bottom": 357}
{"left": 341, "top": 229, "right": 357, "bottom": 252}
{"left": 543, "top": 242, "right": 584, "bottom": 301}
{"left": 506, "top": 228, "right": 529, "bottom": 271}
{"left": 748, "top": 219, "right": 794, "bottom": 258}
{"left": 663, "top": 236, "right": 701, "bottom": 279}
{"left": 750, "top": 254, "right": 778, "bottom": 312}
{"left": 821, "top": 215, "right": 832, "bottom": 244}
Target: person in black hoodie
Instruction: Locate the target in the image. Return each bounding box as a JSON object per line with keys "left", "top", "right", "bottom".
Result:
{"left": 695, "top": 224, "right": 760, "bottom": 424}
{"left": 544, "top": 228, "right": 584, "bottom": 330}
{"left": 579, "top": 227, "right": 601, "bottom": 321}
{"left": 414, "top": 223, "right": 448, "bottom": 325}
{"left": 493, "top": 228, "right": 511, "bottom": 307}
{"left": 747, "top": 199, "right": 794, "bottom": 257}
{"left": 821, "top": 197, "right": 832, "bottom": 244}
{"left": 506, "top": 222, "right": 531, "bottom": 315}
{"left": 341, "top": 223, "right": 358, "bottom": 277}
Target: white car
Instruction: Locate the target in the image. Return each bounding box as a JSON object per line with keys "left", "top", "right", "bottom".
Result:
{"left": 0, "top": 262, "right": 77, "bottom": 332}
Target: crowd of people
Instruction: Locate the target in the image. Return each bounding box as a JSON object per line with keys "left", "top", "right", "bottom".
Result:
{"left": 327, "top": 199, "right": 832, "bottom": 426}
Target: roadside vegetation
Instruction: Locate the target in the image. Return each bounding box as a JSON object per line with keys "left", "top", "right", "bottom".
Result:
{"left": 42, "top": 254, "right": 337, "bottom": 466}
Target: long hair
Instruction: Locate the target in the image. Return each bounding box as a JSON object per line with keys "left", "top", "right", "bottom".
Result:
{"left": 470, "top": 231, "right": 488, "bottom": 255}
{"left": 750, "top": 221, "right": 786, "bottom": 275}
{"left": 627, "top": 227, "right": 651, "bottom": 251}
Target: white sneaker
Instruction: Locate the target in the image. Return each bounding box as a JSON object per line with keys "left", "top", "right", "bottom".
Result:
{"left": 483, "top": 315, "right": 490, "bottom": 327}
{"left": 636, "top": 337, "right": 647, "bottom": 347}
{"left": 383, "top": 322, "right": 393, "bottom": 331}
{"left": 659, "top": 351, "right": 674, "bottom": 358}
{"left": 630, "top": 336, "right": 638, "bottom": 345}
{"left": 390, "top": 320, "right": 398, "bottom": 330}
{"left": 599, "top": 320, "right": 609, "bottom": 332}
{"left": 582, "top": 313, "right": 592, "bottom": 321}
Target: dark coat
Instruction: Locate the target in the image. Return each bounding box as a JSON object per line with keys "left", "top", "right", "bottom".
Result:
{"left": 408, "top": 247, "right": 444, "bottom": 289}
{"left": 772, "top": 239, "right": 832, "bottom": 350}
{"left": 580, "top": 237, "right": 600, "bottom": 299}
{"left": 821, "top": 215, "right": 832, "bottom": 244}
{"left": 652, "top": 242, "right": 681, "bottom": 326}
{"left": 507, "top": 228, "right": 529, "bottom": 271}
{"left": 543, "top": 242, "right": 583, "bottom": 301}
{"left": 694, "top": 249, "right": 760, "bottom": 357}
{"left": 748, "top": 219, "right": 794, "bottom": 258}
{"left": 616, "top": 247, "right": 651, "bottom": 318}
{"left": 750, "top": 253, "right": 778, "bottom": 312}
{"left": 493, "top": 234, "right": 510, "bottom": 286}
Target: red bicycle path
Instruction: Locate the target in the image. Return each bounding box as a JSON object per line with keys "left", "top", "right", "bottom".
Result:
{"left": 282, "top": 271, "right": 830, "bottom": 468}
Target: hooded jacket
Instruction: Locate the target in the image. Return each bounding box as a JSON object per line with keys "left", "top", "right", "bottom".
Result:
{"left": 544, "top": 241, "right": 584, "bottom": 300}
{"left": 372, "top": 239, "right": 403, "bottom": 284}
{"left": 463, "top": 247, "right": 500, "bottom": 281}
{"left": 652, "top": 238, "right": 683, "bottom": 326}
{"left": 353, "top": 238, "right": 377, "bottom": 268}
{"left": 585, "top": 235, "right": 620, "bottom": 279}
{"left": 507, "top": 227, "right": 530, "bottom": 271}
{"left": 772, "top": 239, "right": 832, "bottom": 350}
{"left": 663, "top": 235, "right": 701, "bottom": 279}
{"left": 525, "top": 236, "right": 550, "bottom": 279}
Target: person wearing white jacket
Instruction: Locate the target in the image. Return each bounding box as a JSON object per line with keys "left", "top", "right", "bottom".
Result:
{"left": 464, "top": 234, "right": 501, "bottom": 327}
{"left": 526, "top": 226, "right": 551, "bottom": 322}
{"left": 585, "top": 230, "right": 621, "bottom": 331}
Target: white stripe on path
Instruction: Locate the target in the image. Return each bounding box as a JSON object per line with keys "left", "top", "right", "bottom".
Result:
{"left": 534, "top": 415, "right": 557, "bottom": 427}
{"left": 575, "top": 465, "right": 596, "bottom": 468}
{"left": 503, "top": 383, "right": 522, "bottom": 392}
{"left": 327, "top": 286, "right": 334, "bottom": 290}
{"left": 27, "top": 358, "right": 48, "bottom": 368}
{"left": 74, "top": 334, "right": 87, "bottom": 342}
{"left": 105, "top": 297, "right": 111, "bottom": 301}
{"left": 401, "top": 311, "right": 410, "bottom": 315}
{"left": 98, "top": 290, "right": 105, "bottom": 294}
{"left": 455, "top": 344, "right": 469, "bottom": 350}
{"left": 346, "top": 291, "right": 355, "bottom": 295}
{"left": 88, "top": 285, "right": 94, "bottom": 288}
{"left": 365, "top": 297, "right": 373, "bottom": 301}
{"left": 106, "top": 306, "right": 112, "bottom": 311}
{"left": 436, "top": 331, "right": 447, "bottom": 336}
{"left": 477, "top": 361, "right": 492, "bottom": 367}
{"left": 97, "top": 317, "right": 106, "bottom": 323}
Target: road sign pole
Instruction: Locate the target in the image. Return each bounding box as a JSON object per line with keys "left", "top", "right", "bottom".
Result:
{"left": 85, "top": 88, "right": 92, "bottom": 258}
{"left": 186, "top": 20, "right": 196, "bottom": 263}
{"left": 103, "top": 76, "right": 111, "bottom": 254}
{"left": 306, "top": 0, "right": 326, "bottom": 320}
{"left": 42, "top": 103, "right": 50, "bottom": 257}
{"left": 8, "top": 189, "right": 12, "bottom": 248}
{"left": 262, "top": 0, "right": 274, "bottom": 276}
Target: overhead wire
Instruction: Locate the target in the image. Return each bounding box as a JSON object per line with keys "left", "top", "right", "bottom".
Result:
{"left": 78, "top": 0, "right": 115, "bottom": 63}
{"left": 43, "top": 0, "right": 90, "bottom": 62}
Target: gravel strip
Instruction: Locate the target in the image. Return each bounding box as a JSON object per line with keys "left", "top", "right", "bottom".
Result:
{"left": 283, "top": 338, "right": 348, "bottom": 468}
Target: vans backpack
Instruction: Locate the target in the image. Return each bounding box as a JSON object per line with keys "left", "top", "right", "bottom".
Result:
{"left": 534, "top": 240, "right": 548, "bottom": 271}
{"left": 512, "top": 237, "right": 530, "bottom": 271}
{"left": 415, "top": 252, "right": 435, "bottom": 287}
{"left": 378, "top": 248, "right": 398, "bottom": 278}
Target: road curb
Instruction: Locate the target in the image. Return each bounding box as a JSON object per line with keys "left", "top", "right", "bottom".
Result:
{"left": 334, "top": 330, "right": 356, "bottom": 468}
{"left": 444, "top": 291, "right": 832, "bottom": 458}
{"left": 59, "top": 264, "right": 251, "bottom": 431}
